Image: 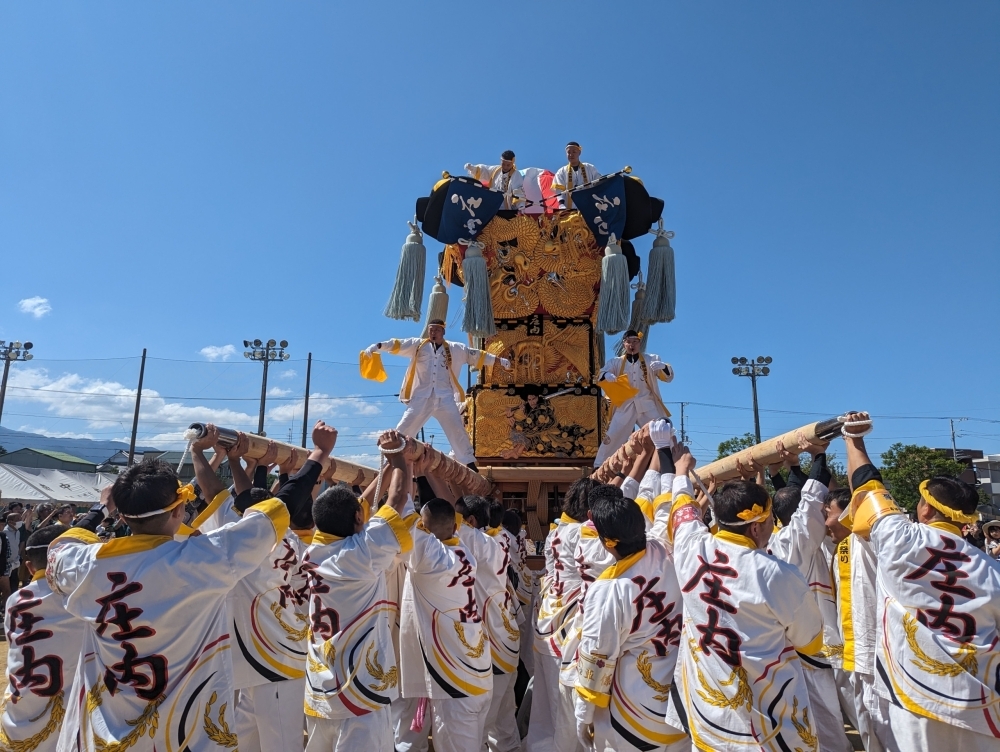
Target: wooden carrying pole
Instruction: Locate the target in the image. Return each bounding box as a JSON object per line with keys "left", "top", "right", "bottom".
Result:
{"left": 592, "top": 417, "right": 846, "bottom": 484}
{"left": 186, "top": 423, "right": 492, "bottom": 497}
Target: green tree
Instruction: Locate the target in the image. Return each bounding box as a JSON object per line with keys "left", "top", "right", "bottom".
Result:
{"left": 717, "top": 433, "right": 756, "bottom": 460}
{"left": 880, "top": 443, "right": 967, "bottom": 512}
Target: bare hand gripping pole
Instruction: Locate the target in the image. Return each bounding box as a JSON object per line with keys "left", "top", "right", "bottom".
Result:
{"left": 185, "top": 423, "right": 492, "bottom": 497}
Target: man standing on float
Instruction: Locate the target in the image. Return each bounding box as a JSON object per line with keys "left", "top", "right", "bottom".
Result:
{"left": 552, "top": 141, "right": 601, "bottom": 209}
{"left": 465, "top": 150, "right": 523, "bottom": 210}
{"left": 594, "top": 330, "right": 673, "bottom": 467}
{"left": 364, "top": 319, "right": 510, "bottom": 470}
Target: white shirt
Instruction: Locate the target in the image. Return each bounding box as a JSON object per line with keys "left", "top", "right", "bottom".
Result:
{"left": 399, "top": 527, "right": 492, "bottom": 699}
{"left": 376, "top": 338, "right": 495, "bottom": 404}
{"left": 460, "top": 524, "right": 519, "bottom": 674}
{"left": 669, "top": 475, "right": 822, "bottom": 752}
{"left": 1, "top": 572, "right": 85, "bottom": 746}
{"left": 48, "top": 499, "right": 288, "bottom": 751}
{"left": 466, "top": 163, "right": 524, "bottom": 210}
{"left": 303, "top": 505, "right": 414, "bottom": 719}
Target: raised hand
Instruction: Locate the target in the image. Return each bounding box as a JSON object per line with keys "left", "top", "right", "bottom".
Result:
{"left": 312, "top": 421, "right": 338, "bottom": 456}
{"left": 192, "top": 424, "right": 219, "bottom": 452}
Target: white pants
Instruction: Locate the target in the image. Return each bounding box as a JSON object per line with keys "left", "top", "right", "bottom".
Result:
{"left": 832, "top": 667, "right": 858, "bottom": 732}
{"left": 523, "top": 653, "right": 582, "bottom": 752}
{"left": 853, "top": 672, "right": 891, "bottom": 752}
{"left": 305, "top": 710, "right": 391, "bottom": 750}
{"left": 234, "top": 679, "right": 305, "bottom": 752}
{"left": 392, "top": 696, "right": 429, "bottom": 752}
{"left": 432, "top": 693, "right": 491, "bottom": 752}
{"left": 801, "top": 666, "right": 852, "bottom": 752}
{"left": 397, "top": 394, "right": 476, "bottom": 465}
{"left": 594, "top": 403, "right": 666, "bottom": 466}
{"left": 593, "top": 705, "right": 688, "bottom": 752}
{"left": 887, "top": 702, "right": 998, "bottom": 752}
{"left": 485, "top": 671, "right": 520, "bottom": 752}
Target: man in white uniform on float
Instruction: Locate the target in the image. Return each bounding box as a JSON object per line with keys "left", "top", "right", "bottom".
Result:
{"left": 594, "top": 329, "right": 673, "bottom": 467}
{"left": 365, "top": 319, "right": 510, "bottom": 471}
{"left": 465, "top": 149, "right": 524, "bottom": 210}
{"left": 552, "top": 141, "right": 601, "bottom": 210}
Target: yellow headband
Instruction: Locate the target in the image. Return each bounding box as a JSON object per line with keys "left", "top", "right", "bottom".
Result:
{"left": 919, "top": 480, "right": 980, "bottom": 525}
{"left": 730, "top": 497, "right": 773, "bottom": 526}
{"left": 122, "top": 482, "right": 196, "bottom": 520}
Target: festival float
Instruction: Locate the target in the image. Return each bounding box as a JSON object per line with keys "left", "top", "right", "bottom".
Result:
{"left": 190, "top": 158, "right": 850, "bottom": 542}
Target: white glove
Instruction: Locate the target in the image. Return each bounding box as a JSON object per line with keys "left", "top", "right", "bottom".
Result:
{"left": 649, "top": 360, "right": 666, "bottom": 371}
{"left": 499, "top": 358, "right": 512, "bottom": 370}
{"left": 364, "top": 345, "right": 378, "bottom": 356}
{"left": 649, "top": 419, "right": 675, "bottom": 449}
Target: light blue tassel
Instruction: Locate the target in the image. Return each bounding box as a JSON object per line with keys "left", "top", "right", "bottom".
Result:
{"left": 383, "top": 221, "right": 426, "bottom": 321}
{"left": 596, "top": 235, "right": 631, "bottom": 333}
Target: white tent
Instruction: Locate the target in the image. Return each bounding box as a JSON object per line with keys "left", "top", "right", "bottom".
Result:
{"left": 0, "top": 464, "right": 114, "bottom": 507}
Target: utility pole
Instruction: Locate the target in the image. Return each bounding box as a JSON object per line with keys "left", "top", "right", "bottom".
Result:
{"left": 0, "top": 341, "right": 34, "bottom": 427}
{"left": 731, "top": 356, "right": 772, "bottom": 445}
{"left": 244, "top": 339, "right": 290, "bottom": 437}
{"left": 301, "top": 352, "right": 312, "bottom": 447}
{"left": 679, "top": 402, "right": 689, "bottom": 444}
{"left": 950, "top": 418, "right": 967, "bottom": 461}
{"left": 127, "top": 348, "right": 147, "bottom": 466}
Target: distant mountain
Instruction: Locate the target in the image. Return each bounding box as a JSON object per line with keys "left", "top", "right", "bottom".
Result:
{"left": 0, "top": 426, "right": 159, "bottom": 464}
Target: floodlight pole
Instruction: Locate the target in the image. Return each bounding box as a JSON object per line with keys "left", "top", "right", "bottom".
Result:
{"left": 245, "top": 339, "right": 290, "bottom": 437}
{"left": 0, "top": 340, "right": 35, "bottom": 428}
{"left": 731, "top": 356, "right": 772, "bottom": 445}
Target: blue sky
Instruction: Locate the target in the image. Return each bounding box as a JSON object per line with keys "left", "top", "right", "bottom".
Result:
{"left": 1, "top": 1, "right": 998, "bottom": 466}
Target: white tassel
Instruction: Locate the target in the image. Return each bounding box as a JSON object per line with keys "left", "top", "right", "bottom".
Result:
{"left": 643, "top": 226, "right": 676, "bottom": 324}
{"left": 383, "top": 220, "right": 427, "bottom": 322}
{"left": 596, "top": 234, "right": 630, "bottom": 333}
{"left": 614, "top": 274, "right": 650, "bottom": 356}
{"left": 460, "top": 241, "right": 496, "bottom": 338}
{"left": 421, "top": 276, "right": 450, "bottom": 338}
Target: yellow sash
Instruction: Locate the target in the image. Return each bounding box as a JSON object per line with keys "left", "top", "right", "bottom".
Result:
{"left": 836, "top": 537, "right": 855, "bottom": 672}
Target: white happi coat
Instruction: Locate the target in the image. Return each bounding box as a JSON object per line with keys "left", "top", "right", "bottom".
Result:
{"left": 375, "top": 338, "right": 496, "bottom": 406}
{"left": 48, "top": 499, "right": 289, "bottom": 752}
{"left": 303, "top": 504, "right": 415, "bottom": 719}
{"left": 559, "top": 521, "right": 614, "bottom": 688}
{"left": 552, "top": 162, "right": 602, "bottom": 209}
{"left": 869, "top": 506, "right": 1000, "bottom": 739}
{"left": 575, "top": 541, "right": 686, "bottom": 751}
{"left": 599, "top": 354, "right": 673, "bottom": 420}
{"left": 668, "top": 475, "right": 824, "bottom": 752}
{"left": 1, "top": 572, "right": 84, "bottom": 751}
{"left": 767, "top": 478, "right": 843, "bottom": 665}
{"left": 466, "top": 163, "right": 524, "bottom": 210}
{"left": 459, "top": 524, "right": 520, "bottom": 675}
{"left": 535, "top": 514, "right": 585, "bottom": 666}
{"left": 399, "top": 526, "right": 492, "bottom": 700}
{"left": 200, "top": 493, "right": 309, "bottom": 688}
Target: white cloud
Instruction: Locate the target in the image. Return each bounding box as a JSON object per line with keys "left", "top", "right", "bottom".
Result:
{"left": 267, "top": 387, "right": 292, "bottom": 397}
{"left": 18, "top": 296, "right": 51, "bottom": 318}
{"left": 4, "top": 367, "right": 385, "bottom": 451}
{"left": 199, "top": 345, "right": 237, "bottom": 361}
{"left": 279, "top": 370, "right": 298, "bottom": 380}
